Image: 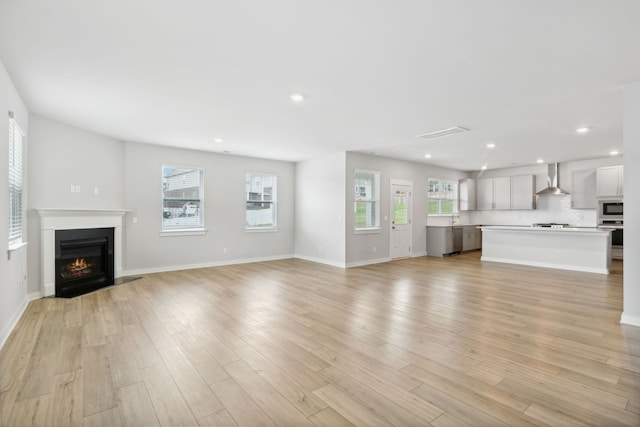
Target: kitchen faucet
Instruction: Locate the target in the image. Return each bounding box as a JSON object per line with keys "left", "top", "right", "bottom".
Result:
{"left": 451, "top": 212, "right": 460, "bottom": 225}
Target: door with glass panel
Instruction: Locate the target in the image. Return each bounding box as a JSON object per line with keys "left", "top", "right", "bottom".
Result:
{"left": 390, "top": 181, "right": 412, "bottom": 259}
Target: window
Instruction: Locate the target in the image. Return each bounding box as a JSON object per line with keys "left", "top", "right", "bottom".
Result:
{"left": 162, "top": 166, "right": 204, "bottom": 230}
{"left": 8, "top": 112, "right": 24, "bottom": 246}
{"left": 428, "top": 178, "right": 457, "bottom": 215}
{"left": 246, "top": 173, "right": 277, "bottom": 229}
{"left": 354, "top": 170, "right": 380, "bottom": 230}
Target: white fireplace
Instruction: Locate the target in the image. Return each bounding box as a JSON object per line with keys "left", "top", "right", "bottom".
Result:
{"left": 37, "top": 208, "right": 128, "bottom": 297}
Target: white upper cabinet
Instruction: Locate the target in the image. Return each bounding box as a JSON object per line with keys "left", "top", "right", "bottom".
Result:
{"left": 458, "top": 179, "right": 476, "bottom": 211}
{"left": 494, "top": 177, "right": 511, "bottom": 209}
{"left": 510, "top": 175, "right": 536, "bottom": 210}
{"left": 597, "top": 166, "right": 623, "bottom": 198}
{"left": 572, "top": 169, "right": 597, "bottom": 209}
{"left": 477, "top": 177, "right": 511, "bottom": 210}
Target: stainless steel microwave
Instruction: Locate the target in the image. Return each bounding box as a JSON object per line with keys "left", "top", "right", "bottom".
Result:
{"left": 599, "top": 200, "right": 623, "bottom": 218}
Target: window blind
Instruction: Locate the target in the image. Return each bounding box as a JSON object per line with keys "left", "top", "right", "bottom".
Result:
{"left": 162, "top": 166, "right": 204, "bottom": 230}
{"left": 246, "top": 173, "right": 277, "bottom": 228}
{"left": 354, "top": 170, "right": 380, "bottom": 229}
{"left": 8, "top": 113, "right": 24, "bottom": 244}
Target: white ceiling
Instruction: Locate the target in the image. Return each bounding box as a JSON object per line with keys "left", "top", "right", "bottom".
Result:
{"left": 1, "top": 1, "right": 639, "bottom": 171}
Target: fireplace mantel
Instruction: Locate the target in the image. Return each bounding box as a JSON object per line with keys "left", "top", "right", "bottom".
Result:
{"left": 38, "top": 208, "right": 129, "bottom": 296}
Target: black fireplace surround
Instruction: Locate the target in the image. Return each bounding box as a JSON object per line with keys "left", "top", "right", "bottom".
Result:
{"left": 55, "top": 227, "right": 114, "bottom": 298}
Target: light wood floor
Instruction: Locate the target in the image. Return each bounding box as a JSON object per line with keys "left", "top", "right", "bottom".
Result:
{"left": 1, "top": 252, "right": 639, "bottom": 426}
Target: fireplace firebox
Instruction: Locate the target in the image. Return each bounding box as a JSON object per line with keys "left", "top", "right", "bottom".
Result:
{"left": 55, "top": 227, "right": 114, "bottom": 298}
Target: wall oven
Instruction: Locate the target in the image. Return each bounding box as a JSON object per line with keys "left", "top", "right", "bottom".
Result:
{"left": 598, "top": 200, "right": 623, "bottom": 260}
{"left": 599, "top": 200, "right": 623, "bottom": 221}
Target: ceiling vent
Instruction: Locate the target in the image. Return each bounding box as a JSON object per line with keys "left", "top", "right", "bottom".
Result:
{"left": 416, "top": 126, "right": 469, "bottom": 141}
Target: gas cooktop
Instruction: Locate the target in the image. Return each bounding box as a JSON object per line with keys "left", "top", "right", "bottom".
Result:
{"left": 532, "top": 223, "right": 569, "bottom": 228}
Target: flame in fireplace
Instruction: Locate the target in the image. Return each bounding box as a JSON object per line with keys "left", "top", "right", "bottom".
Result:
{"left": 71, "top": 258, "right": 88, "bottom": 270}
{"left": 61, "top": 257, "right": 95, "bottom": 279}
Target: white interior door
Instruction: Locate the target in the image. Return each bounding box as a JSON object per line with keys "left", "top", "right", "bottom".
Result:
{"left": 390, "top": 181, "right": 412, "bottom": 259}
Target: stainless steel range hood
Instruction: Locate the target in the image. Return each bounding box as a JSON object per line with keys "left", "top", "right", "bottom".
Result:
{"left": 536, "top": 163, "right": 569, "bottom": 196}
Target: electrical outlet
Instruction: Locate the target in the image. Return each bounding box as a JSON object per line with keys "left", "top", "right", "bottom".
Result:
{"left": 223, "top": 248, "right": 228, "bottom": 254}
{"left": 372, "top": 246, "right": 377, "bottom": 252}
{"left": 318, "top": 245, "right": 322, "bottom": 253}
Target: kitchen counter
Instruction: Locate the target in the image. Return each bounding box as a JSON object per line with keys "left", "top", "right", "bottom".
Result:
{"left": 481, "top": 225, "right": 607, "bottom": 233}
{"left": 480, "top": 226, "right": 611, "bottom": 274}
{"left": 426, "top": 224, "right": 481, "bottom": 228}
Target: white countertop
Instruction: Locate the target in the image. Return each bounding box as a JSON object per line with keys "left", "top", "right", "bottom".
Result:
{"left": 481, "top": 225, "right": 609, "bottom": 233}
{"left": 426, "top": 224, "right": 481, "bottom": 228}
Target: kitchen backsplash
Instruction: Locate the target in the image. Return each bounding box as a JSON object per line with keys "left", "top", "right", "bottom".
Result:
{"left": 427, "top": 195, "right": 598, "bottom": 227}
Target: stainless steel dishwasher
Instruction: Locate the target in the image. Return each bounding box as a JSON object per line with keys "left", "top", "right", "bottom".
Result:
{"left": 452, "top": 226, "right": 463, "bottom": 253}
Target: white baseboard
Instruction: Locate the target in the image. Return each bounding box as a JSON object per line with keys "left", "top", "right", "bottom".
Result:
{"left": 481, "top": 256, "right": 609, "bottom": 275}
{"left": 0, "top": 292, "right": 42, "bottom": 352}
{"left": 293, "top": 254, "right": 346, "bottom": 268}
{"left": 123, "top": 254, "right": 296, "bottom": 276}
{"left": 346, "top": 257, "right": 392, "bottom": 268}
{"left": 411, "top": 252, "right": 427, "bottom": 258}
{"left": 620, "top": 313, "right": 640, "bottom": 327}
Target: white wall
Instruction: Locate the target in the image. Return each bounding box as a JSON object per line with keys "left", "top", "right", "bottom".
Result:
{"left": 345, "top": 152, "right": 468, "bottom": 266}
{"left": 0, "top": 61, "right": 30, "bottom": 349}
{"left": 468, "top": 157, "right": 623, "bottom": 227}
{"left": 124, "top": 142, "right": 295, "bottom": 273}
{"left": 27, "top": 114, "right": 126, "bottom": 293}
{"left": 622, "top": 81, "right": 640, "bottom": 326}
{"left": 294, "top": 152, "right": 346, "bottom": 267}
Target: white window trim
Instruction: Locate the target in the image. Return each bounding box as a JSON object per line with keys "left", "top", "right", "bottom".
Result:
{"left": 160, "top": 228, "right": 208, "bottom": 237}
{"left": 161, "top": 164, "right": 205, "bottom": 234}
{"left": 354, "top": 168, "right": 381, "bottom": 232}
{"left": 8, "top": 112, "right": 25, "bottom": 247}
{"left": 428, "top": 177, "right": 458, "bottom": 216}
{"left": 245, "top": 171, "right": 278, "bottom": 231}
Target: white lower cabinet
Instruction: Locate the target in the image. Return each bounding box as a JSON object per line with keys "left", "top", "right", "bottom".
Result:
{"left": 427, "top": 226, "right": 481, "bottom": 257}
{"left": 462, "top": 226, "right": 482, "bottom": 251}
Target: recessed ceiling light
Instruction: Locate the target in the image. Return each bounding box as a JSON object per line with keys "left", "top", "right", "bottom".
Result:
{"left": 536, "top": 159, "right": 544, "bottom": 164}
{"left": 610, "top": 150, "right": 619, "bottom": 156}
{"left": 486, "top": 143, "right": 496, "bottom": 149}
{"left": 576, "top": 127, "right": 591, "bottom": 134}
{"left": 213, "top": 137, "right": 224, "bottom": 143}
{"left": 481, "top": 165, "right": 487, "bottom": 170}
{"left": 289, "top": 93, "right": 305, "bottom": 103}
{"left": 424, "top": 153, "right": 432, "bottom": 158}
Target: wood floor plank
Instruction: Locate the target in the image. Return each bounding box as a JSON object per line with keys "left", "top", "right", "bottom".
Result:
{"left": 117, "top": 381, "right": 160, "bottom": 427}
{"left": 224, "top": 360, "right": 315, "bottom": 426}
{"left": 55, "top": 325, "right": 83, "bottom": 374}
{"left": 233, "top": 344, "right": 328, "bottom": 417}
{"left": 159, "top": 345, "right": 224, "bottom": 419}
{"left": 307, "top": 407, "right": 355, "bottom": 427}
{"left": 46, "top": 370, "right": 83, "bottom": 427}
{"left": 0, "top": 255, "right": 637, "bottom": 426}
{"left": 320, "top": 365, "right": 437, "bottom": 426}
{"left": 83, "top": 406, "right": 122, "bottom": 427}
{"left": 312, "top": 383, "right": 391, "bottom": 427}
{"left": 15, "top": 308, "right": 64, "bottom": 401}
{"left": 209, "top": 377, "right": 276, "bottom": 427}
{"left": 140, "top": 363, "right": 199, "bottom": 427}
{"left": 6, "top": 394, "right": 49, "bottom": 427}
{"left": 83, "top": 344, "right": 116, "bottom": 417}
{"left": 197, "top": 409, "right": 238, "bottom": 426}
{"left": 106, "top": 331, "right": 143, "bottom": 388}
{"left": 123, "top": 323, "right": 163, "bottom": 369}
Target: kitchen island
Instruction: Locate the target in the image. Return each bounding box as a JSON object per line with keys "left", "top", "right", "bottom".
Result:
{"left": 480, "top": 226, "right": 612, "bottom": 274}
